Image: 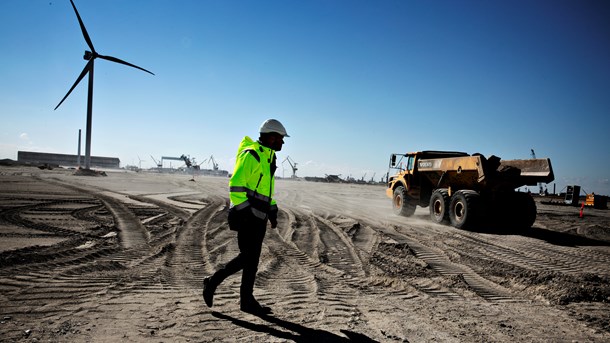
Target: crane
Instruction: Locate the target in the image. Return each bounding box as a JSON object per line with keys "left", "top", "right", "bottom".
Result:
{"left": 150, "top": 155, "right": 161, "bottom": 168}
{"left": 208, "top": 155, "right": 219, "bottom": 171}
{"left": 180, "top": 154, "right": 192, "bottom": 168}
{"left": 282, "top": 156, "right": 298, "bottom": 178}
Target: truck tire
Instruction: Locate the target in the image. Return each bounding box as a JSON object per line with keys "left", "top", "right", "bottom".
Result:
{"left": 430, "top": 189, "right": 450, "bottom": 224}
{"left": 492, "top": 192, "right": 537, "bottom": 229}
{"left": 393, "top": 185, "right": 416, "bottom": 217}
{"left": 449, "top": 190, "right": 480, "bottom": 229}
{"left": 513, "top": 192, "right": 537, "bottom": 228}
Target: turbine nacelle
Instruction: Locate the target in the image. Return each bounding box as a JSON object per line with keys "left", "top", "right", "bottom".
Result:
{"left": 83, "top": 50, "right": 94, "bottom": 60}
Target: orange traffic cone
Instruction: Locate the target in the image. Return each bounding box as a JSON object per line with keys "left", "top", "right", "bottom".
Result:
{"left": 579, "top": 202, "right": 585, "bottom": 218}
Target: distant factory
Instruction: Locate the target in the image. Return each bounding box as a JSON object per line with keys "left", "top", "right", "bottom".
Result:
{"left": 17, "top": 151, "right": 120, "bottom": 169}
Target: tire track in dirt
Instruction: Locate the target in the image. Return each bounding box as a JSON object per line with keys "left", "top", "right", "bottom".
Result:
{"left": 383, "top": 218, "right": 610, "bottom": 304}
{"left": 407, "top": 238, "right": 516, "bottom": 301}
{"left": 99, "top": 197, "right": 149, "bottom": 248}
{"left": 87, "top": 191, "right": 215, "bottom": 293}
{"left": 445, "top": 231, "right": 610, "bottom": 276}
{"left": 261, "top": 207, "right": 420, "bottom": 341}
{"left": 70, "top": 203, "right": 114, "bottom": 228}
{"left": 353, "top": 220, "right": 516, "bottom": 302}
{"left": 0, "top": 179, "right": 186, "bottom": 330}
{"left": 46, "top": 180, "right": 150, "bottom": 249}
{"left": 0, "top": 184, "right": 228, "bottom": 342}
{"left": 0, "top": 189, "right": 122, "bottom": 285}
{"left": 255, "top": 228, "right": 322, "bottom": 322}
{"left": 0, "top": 200, "right": 102, "bottom": 238}
{"left": 164, "top": 195, "right": 226, "bottom": 289}
{"left": 277, "top": 184, "right": 485, "bottom": 300}
{"left": 198, "top": 202, "right": 369, "bottom": 331}
{"left": 313, "top": 213, "right": 367, "bottom": 278}
{"left": 280, "top": 191, "right": 502, "bottom": 302}
{"left": 44, "top": 178, "right": 151, "bottom": 249}
{"left": 255, "top": 208, "right": 368, "bottom": 329}
{"left": 283, "top": 180, "right": 608, "bottom": 304}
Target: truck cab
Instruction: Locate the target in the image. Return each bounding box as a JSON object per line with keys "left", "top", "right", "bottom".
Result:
{"left": 386, "top": 151, "right": 469, "bottom": 204}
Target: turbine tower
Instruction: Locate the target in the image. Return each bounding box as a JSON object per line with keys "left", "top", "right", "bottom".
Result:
{"left": 54, "top": 0, "right": 154, "bottom": 170}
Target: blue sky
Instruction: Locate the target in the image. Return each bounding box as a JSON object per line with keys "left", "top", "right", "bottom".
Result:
{"left": 1, "top": 0, "right": 609, "bottom": 195}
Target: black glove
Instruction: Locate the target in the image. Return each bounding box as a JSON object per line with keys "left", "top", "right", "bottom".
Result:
{"left": 268, "top": 208, "right": 278, "bottom": 228}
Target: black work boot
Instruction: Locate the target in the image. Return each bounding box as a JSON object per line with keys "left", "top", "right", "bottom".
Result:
{"left": 240, "top": 298, "right": 272, "bottom": 316}
{"left": 202, "top": 276, "right": 217, "bottom": 308}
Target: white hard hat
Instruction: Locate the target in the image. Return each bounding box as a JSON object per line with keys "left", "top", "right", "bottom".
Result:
{"left": 259, "top": 119, "right": 289, "bottom": 137}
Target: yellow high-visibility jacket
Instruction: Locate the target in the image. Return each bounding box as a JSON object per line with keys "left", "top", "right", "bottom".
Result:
{"left": 229, "top": 136, "right": 277, "bottom": 219}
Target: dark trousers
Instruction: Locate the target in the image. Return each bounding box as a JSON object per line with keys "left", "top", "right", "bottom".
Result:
{"left": 210, "top": 219, "right": 267, "bottom": 301}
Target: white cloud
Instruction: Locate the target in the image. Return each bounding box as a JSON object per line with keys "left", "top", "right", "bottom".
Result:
{"left": 19, "top": 133, "right": 29, "bottom": 141}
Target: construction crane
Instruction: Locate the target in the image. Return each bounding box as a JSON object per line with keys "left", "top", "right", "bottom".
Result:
{"left": 180, "top": 154, "right": 192, "bottom": 168}
{"left": 530, "top": 149, "right": 545, "bottom": 195}
{"left": 208, "top": 155, "right": 219, "bottom": 171}
{"left": 283, "top": 156, "right": 298, "bottom": 178}
{"left": 150, "top": 155, "right": 161, "bottom": 168}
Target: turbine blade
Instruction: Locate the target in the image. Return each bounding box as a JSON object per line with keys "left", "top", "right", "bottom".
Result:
{"left": 70, "top": 0, "right": 95, "bottom": 53}
{"left": 98, "top": 54, "right": 155, "bottom": 75}
{"left": 54, "top": 60, "right": 92, "bottom": 110}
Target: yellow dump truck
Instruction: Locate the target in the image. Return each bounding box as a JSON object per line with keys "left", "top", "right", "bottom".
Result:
{"left": 386, "top": 151, "right": 554, "bottom": 229}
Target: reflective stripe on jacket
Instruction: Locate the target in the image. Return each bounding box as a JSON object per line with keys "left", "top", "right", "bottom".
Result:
{"left": 229, "top": 136, "right": 277, "bottom": 219}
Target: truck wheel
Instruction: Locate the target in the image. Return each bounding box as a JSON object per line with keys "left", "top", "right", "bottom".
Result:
{"left": 449, "top": 190, "right": 479, "bottom": 229}
{"left": 513, "top": 192, "right": 537, "bottom": 228}
{"left": 430, "top": 189, "right": 450, "bottom": 224}
{"left": 393, "top": 185, "right": 416, "bottom": 217}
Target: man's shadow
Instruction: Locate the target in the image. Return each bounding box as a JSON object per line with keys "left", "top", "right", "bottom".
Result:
{"left": 211, "top": 311, "right": 379, "bottom": 342}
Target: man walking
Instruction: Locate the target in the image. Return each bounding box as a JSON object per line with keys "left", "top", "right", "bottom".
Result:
{"left": 203, "top": 119, "right": 289, "bottom": 315}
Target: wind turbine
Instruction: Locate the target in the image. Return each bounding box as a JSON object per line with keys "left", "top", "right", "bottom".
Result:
{"left": 136, "top": 155, "right": 144, "bottom": 169}
{"left": 54, "top": 0, "right": 154, "bottom": 170}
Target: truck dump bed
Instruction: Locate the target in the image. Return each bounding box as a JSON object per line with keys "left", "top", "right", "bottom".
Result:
{"left": 499, "top": 158, "right": 554, "bottom": 185}
{"left": 416, "top": 153, "right": 554, "bottom": 191}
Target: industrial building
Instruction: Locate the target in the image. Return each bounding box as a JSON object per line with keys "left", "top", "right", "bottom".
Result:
{"left": 17, "top": 151, "right": 120, "bottom": 169}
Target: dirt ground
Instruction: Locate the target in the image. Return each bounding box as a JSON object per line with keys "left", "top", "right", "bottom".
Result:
{"left": 1, "top": 166, "right": 609, "bottom": 342}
